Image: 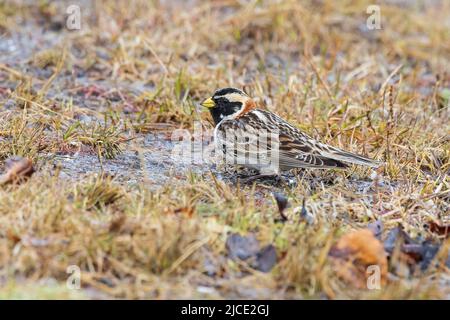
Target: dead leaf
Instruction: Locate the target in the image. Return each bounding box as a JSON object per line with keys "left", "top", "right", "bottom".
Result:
{"left": 428, "top": 221, "right": 450, "bottom": 239}
{"left": 109, "top": 214, "right": 127, "bottom": 233}
{"left": 384, "top": 226, "right": 442, "bottom": 271}
{"left": 368, "top": 219, "right": 383, "bottom": 239}
{"left": 164, "top": 206, "right": 194, "bottom": 218}
{"left": 293, "top": 198, "right": 315, "bottom": 224}
{"left": 329, "top": 229, "right": 387, "bottom": 289}
{"left": 273, "top": 192, "right": 288, "bottom": 221}
{"left": 226, "top": 233, "right": 278, "bottom": 273}
{"left": 407, "top": 243, "right": 440, "bottom": 271}
{"left": 6, "top": 229, "right": 21, "bottom": 244}
{"left": 0, "top": 156, "right": 35, "bottom": 185}
{"left": 254, "top": 245, "right": 277, "bottom": 272}
{"left": 383, "top": 226, "right": 414, "bottom": 252}
{"left": 226, "top": 233, "right": 260, "bottom": 261}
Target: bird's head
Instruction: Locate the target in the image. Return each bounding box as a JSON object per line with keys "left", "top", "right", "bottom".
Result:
{"left": 200, "top": 87, "right": 254, "bottom": 125}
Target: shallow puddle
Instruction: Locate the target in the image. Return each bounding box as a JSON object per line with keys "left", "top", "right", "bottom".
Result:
{"left": 51, "top": 132, "right": 223, "bottom": 187}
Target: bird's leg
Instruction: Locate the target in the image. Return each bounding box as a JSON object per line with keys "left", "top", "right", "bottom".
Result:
{"left": 239, "top": 173, "right": 279, "bottom": 184}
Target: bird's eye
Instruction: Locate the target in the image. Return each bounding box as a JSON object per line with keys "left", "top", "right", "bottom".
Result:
{"left": 215, "top": 97, "right": 229, "bottom": 104}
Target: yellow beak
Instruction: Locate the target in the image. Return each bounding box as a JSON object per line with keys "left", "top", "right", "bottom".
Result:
{"left": 200, "top": 97, "right": 215, "bottom": 108}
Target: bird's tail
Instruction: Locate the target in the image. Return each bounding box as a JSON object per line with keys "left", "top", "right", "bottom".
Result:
{"left": 321, "top": 145, "right": 381, "bottom": 168}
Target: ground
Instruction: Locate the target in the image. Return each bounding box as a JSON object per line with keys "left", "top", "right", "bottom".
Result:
{"left": 0, "top": 0, "right": 449, "bottom": 299}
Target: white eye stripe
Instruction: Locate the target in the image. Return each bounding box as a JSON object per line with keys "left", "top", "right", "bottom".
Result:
{"left": 215, "top": 92, "right": 248, "bottom": 104}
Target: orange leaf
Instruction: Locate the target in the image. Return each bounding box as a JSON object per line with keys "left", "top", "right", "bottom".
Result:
{"left": 329, "top": 229, "right": 388, "bottom": 289}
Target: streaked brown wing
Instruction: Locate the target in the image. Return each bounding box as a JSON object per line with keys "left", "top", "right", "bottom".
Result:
{"left": 216, "top": 114, "right": 347, "bottom": 169}
{"left": 278, "top": 133, "right": 347, "bottom": 169}
{"left": 259, "top": 110, "right": 377, "bottom": 168}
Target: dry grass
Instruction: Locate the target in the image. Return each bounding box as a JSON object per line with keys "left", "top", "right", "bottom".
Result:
{"left": 0, "top": 0, "right": 449, "bottom": 299}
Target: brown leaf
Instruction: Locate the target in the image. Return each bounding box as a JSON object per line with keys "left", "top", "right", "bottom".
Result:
{"left": 428, "top": 221, "right": 450, "bottom": 239}
{"left": 384, "top": 226, "right": 442, "bottom": 271}
{"left": 273, "top": 192, "right": 289, "bottom": 221}
{"left": 0, "top": 156, "right": 34, "bottom": 185}
{"left": 226, "top": 233, "right": 278, "bottom": 273}
{"left": 329, "top": 229, "right": 388, "bottom": 289}
{"left": 6, "top": 229, "right": 21, "bottom": 245}
{"left": 109, "top": 214, "right": 127, "bottom": 233}
{"left": 164, "top": 206, "right": 195, "bottom": 218}
{"left": 174, "top": 206, "right": 194, "bottom": 218}
{"left": 226, "top": 233, "right": 260, "bottom": 261}
{"left": 254, "top": 245, "right": 277, "bottom": 272}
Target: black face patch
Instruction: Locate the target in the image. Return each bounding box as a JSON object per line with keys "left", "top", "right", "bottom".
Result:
{"left": 209, "top": 101, "right": 242, "bottom": 125}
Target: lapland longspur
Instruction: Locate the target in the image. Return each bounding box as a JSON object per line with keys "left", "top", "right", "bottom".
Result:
{"left": 201, "top": 88, "right": 380, "bottom": 176}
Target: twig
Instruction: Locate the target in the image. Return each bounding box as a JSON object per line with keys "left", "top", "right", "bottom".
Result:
{"left": 37, "top": 46, "right": 67, "bottom": 99}
{"left": 165, "top": 235, "right": 212, "bottom": 275}
{"left": 379, "top": 64, "right": 403, "bottom": 94}
{"left": 0, "top": 63, "right": 25, "bottom": 79}
{"left": 143, "top": 39, "right": 169, "bottom": 74}
{"left": 305, "top": 55, "right": 333, "bottom": 100}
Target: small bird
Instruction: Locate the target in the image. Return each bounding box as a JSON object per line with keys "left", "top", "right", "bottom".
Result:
{"left": 201, "top": 87, "right": 380, "bottom": 178}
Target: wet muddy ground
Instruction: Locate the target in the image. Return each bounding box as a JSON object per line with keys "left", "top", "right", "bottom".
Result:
{"left": 51, "top": 133, "right": 218, "bottom": 186}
